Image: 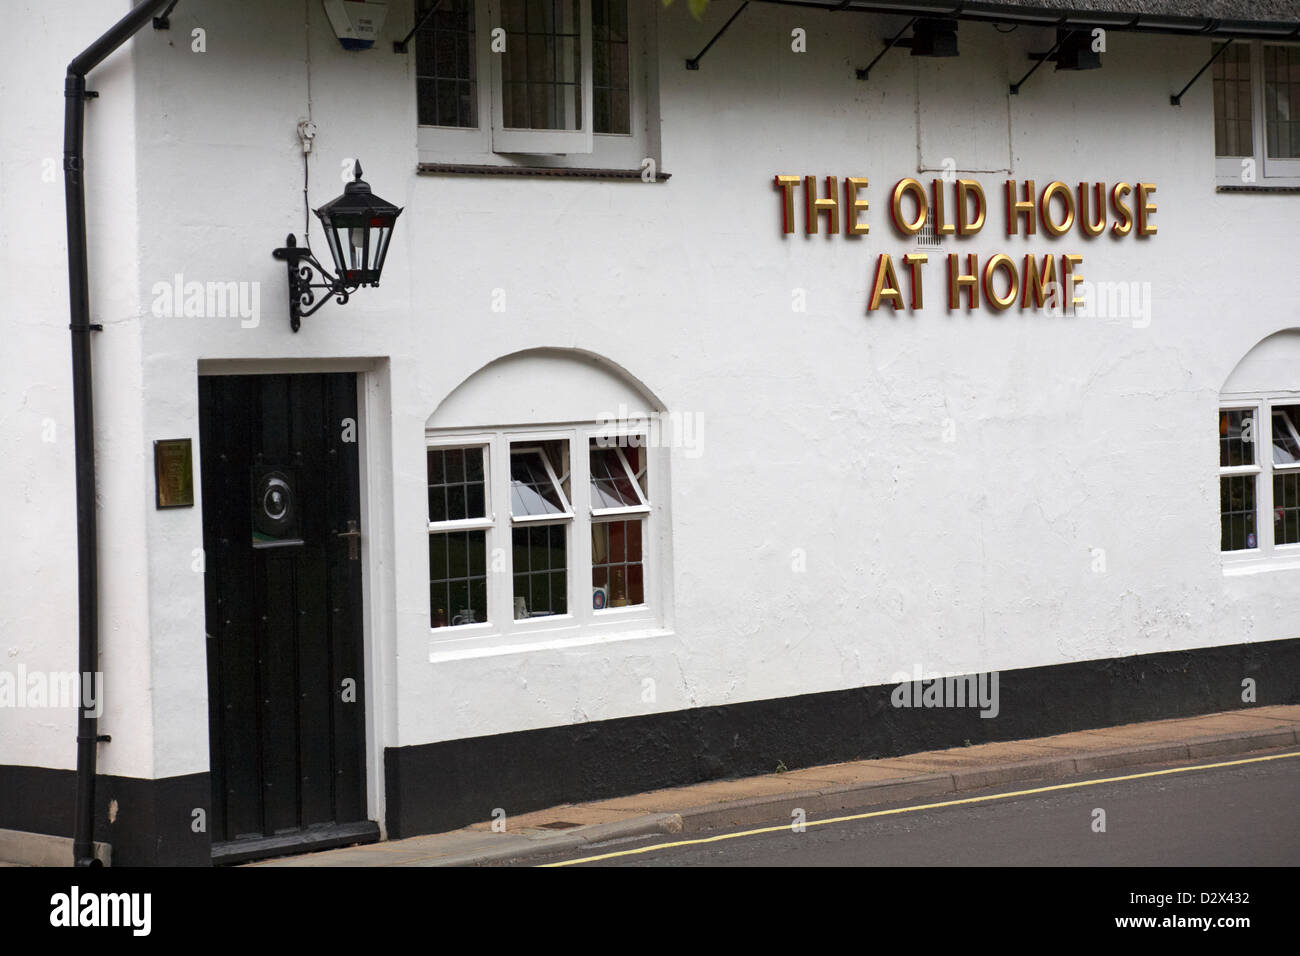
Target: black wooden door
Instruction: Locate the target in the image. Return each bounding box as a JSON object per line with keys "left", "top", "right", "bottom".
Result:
{"left": 199, "top": 373, "right": 371, "bottom": 860}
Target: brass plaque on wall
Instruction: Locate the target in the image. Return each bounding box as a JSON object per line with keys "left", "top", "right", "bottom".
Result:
{"left": 154, "top": 438, "right": 194, "bottom": 509}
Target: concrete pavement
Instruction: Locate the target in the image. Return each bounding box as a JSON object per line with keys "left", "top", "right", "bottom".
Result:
{"left": 250, "top": 704, "right": 1300, "bottom": 867}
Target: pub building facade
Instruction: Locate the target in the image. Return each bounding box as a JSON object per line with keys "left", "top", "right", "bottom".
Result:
{"left": 1, "top": 0, "right": 1299, "bottom": 865}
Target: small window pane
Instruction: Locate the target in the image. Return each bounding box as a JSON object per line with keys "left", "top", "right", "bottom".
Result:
{"left": 465, "top": 449, "right": 484, "bottom": 480}
{"left": 1220, "top": 475, "right": 1257, "bottom": 551}
{"left": 1265, "top": 46, "right": 1300, "bottom": 159}
{"left": 415, "top": 0, "right": 478, "bottom": 128}
{"left": 512, "top": 525, "right": 567, "bottom": 616}
{"left": 623, "top": 445, "right": 646, "bottom": 494}
{"left": 589, "top": 441, "right": 646, "bottom": 510}
{"left": 467, "top": 481, "right": 485, "bottom": 518}
{"left": 510, "top": 448, "right": 568, "bottom": 516}
{"left": 428, "top": 447, "right": 488, "bottom": 522}
{"left": 445, "top": 448, "right": 464, "bottom": 481}
{"left": 430, "top": 530, "right": 488, "bottom": 627}
{"left": 1213, "top": 43, "right": 1253, "bottom": 157}
{"left": 1273, "top": 406, "right": 1300, "bottom": 465}
{"left": 590, "top": 449, "right": 638, "bottom": 508}
{"left": 592, "top": 518, "right": 644, "bottom": 607}
{"left": 500, "top": 0, "right": 584, "bottom": 132}
{"left": 1219, "top": 410, "right": 1256, "bottom": 467}
{"left": 1275, "top": 472, "right": 1300, "bottom": 545}
{"left": 593, "top": 0, "right": 630, "bottom": 134}
{"left": 447, "top": 484, "right": 467, "bottom": 521}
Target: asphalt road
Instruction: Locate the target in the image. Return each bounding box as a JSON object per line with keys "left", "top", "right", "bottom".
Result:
{"left": 524, "top": 749, "right": 1300, "bottom": 867}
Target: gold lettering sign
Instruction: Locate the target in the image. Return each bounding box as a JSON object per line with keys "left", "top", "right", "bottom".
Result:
{"left": 773, "top": 173, "right": 1157, "bottom": 315}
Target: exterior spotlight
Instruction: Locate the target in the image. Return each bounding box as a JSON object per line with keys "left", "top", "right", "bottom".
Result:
{"left": 1052, "top": 29, "right": 1102, "bottom": 70}
{"left": 272, "top": 160, "right": 403, "bottom": 332}
{"left": 908, "top": 18, "right": 959, "bottom": 58}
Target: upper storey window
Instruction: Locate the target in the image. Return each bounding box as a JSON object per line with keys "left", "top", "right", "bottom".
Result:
{"left": 1213, "top": 41, "right": 1300, "bottom": 188}
{"left": 412, "top": 0, "right": 657, "bottom": 171}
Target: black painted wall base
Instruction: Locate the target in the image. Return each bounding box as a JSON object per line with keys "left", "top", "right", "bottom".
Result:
{"left": 0, "top": 766, "right": 211, "bottom": 867}
{"left": 385, "top": 636, "right": 1300, "bottom": 839}
{"left": 4, "top": 636, "right": 1297, "bottom": 864}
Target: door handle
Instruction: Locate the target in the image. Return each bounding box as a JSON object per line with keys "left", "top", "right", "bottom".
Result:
{"left": 336, "top": 519, "right": 361, "bottom": 560}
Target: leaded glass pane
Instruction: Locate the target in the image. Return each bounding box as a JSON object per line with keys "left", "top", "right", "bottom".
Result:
{"left": 1221, "top": 475, "right": 1257, "bottom": 551}
{"left": 415, "top": 0, "right": 478, "bottom": 128}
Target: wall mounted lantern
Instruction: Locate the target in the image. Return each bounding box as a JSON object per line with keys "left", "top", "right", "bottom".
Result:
{"left": 272, "top": 160, "right": 403, "bottom": 331}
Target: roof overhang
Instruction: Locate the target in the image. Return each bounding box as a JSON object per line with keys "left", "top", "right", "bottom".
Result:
{"left": 752, "top": 1, "right": 1300, "bottom": 40}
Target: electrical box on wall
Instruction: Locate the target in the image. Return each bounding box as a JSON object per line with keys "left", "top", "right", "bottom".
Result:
{"left": 323, "top": 0, "right": 388, "bottom": 51}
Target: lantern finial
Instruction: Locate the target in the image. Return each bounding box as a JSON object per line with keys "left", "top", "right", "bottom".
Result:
{"left": 354, "top": 160, "right": 363, "bottom": 181}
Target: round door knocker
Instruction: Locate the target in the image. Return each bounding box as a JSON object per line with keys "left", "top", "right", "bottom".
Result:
{"left": 252, "top": 469, "right": 302, "bottom": 546}
{"left": 261, "top": 476, "right": 292, "bottom": 523}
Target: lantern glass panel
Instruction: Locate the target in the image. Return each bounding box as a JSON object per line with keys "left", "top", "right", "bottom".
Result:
{"left": 372, "top": 222, "right": 395, "bottom": 280}
{"left": 349, "top": 227, "right": 367, "bottom": 271}
{"left": 321, "top": 224, "right": 345, "bottom": 280}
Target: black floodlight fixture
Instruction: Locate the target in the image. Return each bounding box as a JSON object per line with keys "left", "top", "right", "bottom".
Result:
{"left": 908, "top": 18, "right": 959, "bottom": 57}
{"left": 1052, "top": 28, "right": 1102, "bottom": 71}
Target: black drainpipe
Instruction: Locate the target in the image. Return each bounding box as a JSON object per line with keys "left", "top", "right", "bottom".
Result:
{"left": 65, "top": 0, "right": 175, "bottom": 868}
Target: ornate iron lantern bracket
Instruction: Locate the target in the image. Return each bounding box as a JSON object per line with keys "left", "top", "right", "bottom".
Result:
{"left": 271, "top": 234, "right": 358, "bottom": 332}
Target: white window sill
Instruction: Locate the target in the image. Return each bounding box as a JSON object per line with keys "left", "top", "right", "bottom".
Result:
{"left": 1222, "top": 555, "right": 1300, "bottom": 576}
{"left": 416, "top": 161, "right": 669, "bottom": 181}
{"left": 428, "top": 621, "right": 673, "bottom": 663}
{"left": 417, "top": 130, "right": 655, "bottom": 173}
{"left": 1216, "top": 179, "right": 1300, "bottom": 192}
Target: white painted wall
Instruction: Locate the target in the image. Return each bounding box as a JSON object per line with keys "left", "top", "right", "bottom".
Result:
{"left": 0, "top": 1, "right": 152, "bottom": 776}
{"left": 4, "top": 2, "right": 1299, "bottom": 808}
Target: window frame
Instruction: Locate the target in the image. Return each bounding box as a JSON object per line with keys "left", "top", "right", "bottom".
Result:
{"left": 589, "top": 438, "right": 650, "bottom": 611}
{"left": 426, "top": 438, "right": 495, "bottom": 634}
{"left": 1220, "top": 394, "right": 1300, "bottom": 571}
{"left": 509, "top": 442, "right": 575, "bottom": 523}
{"left": 412, "top": 0, "right": 658, "bottom": 170}
{"left": 1219, "top": 403, "right": 1261, "bottom": 557}
{"left": 1213, "top": 40, "right": 1300, "bottom": 189}
{"left": 589, "top": 442, "right": 650, "bottom": 518}
{"left": 489, "top": 0, "right": 594, "bottom": 155}
{"left": 426, "top": 423, "right": 662, "bottom": 648}
{"left": 1267, "top": 401, "right": 1300, "bottom": 552}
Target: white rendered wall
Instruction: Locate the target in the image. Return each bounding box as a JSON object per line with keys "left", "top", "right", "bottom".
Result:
{"left": 0, "top": 1, "right": 153, "bottom": 776}
{"left": 4, "top": 2, "right": 1299, "bottom": 795}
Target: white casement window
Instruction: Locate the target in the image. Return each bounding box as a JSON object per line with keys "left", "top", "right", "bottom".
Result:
{"left": 491, "top": 1, "right": 592, "bottom": 154}
{"left": 427, "top": 444, "right": 492, "bottom": 628}
{"left": 589, "top": 439, "right": 649, "bottom": 608}
{"left": 1220, "top": 402, "right": 1300, "bottom": 562}
{"left": 1212, "top": 41, "right": 1300, "bottom": 188}
{"left": 427, "top": 425, "right": 660, "bottom": 643}
{"left": 412, "top": 0, "right": 658, "bottom": 169}
{"left": 509, "top": 440, "right": 573, "bottom": 618}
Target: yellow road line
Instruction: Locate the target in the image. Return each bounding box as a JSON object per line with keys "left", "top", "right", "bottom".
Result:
{"left": 539, "top": 748, "right": 1300, "bottom": 867}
